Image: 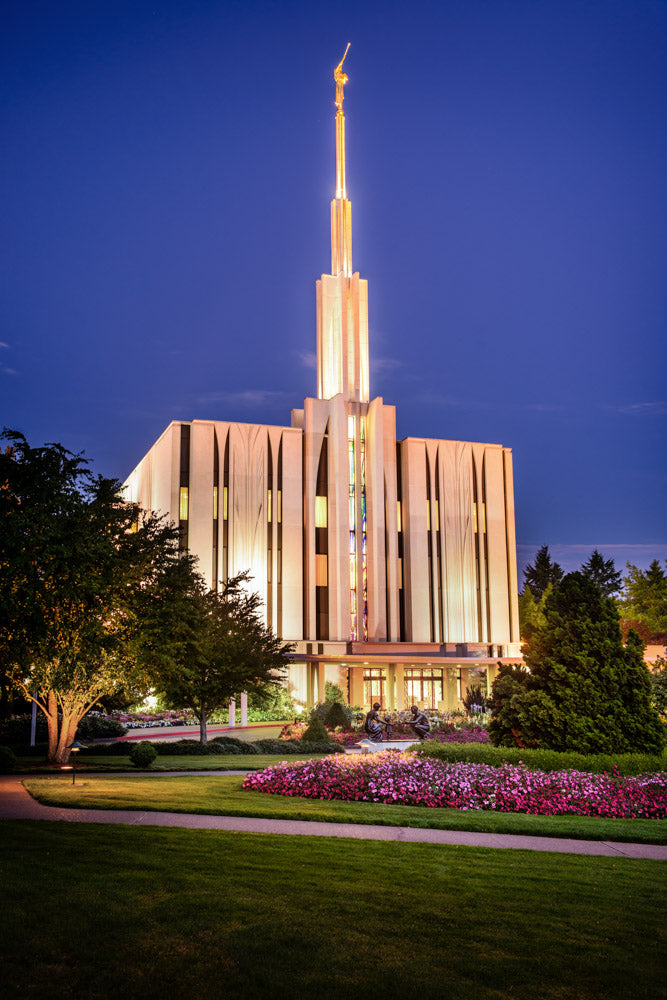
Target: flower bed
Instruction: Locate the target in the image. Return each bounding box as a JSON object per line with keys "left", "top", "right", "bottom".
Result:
{"left": 242, "top": 752, "right": 667, "bottom": 819}
{"left": 278, "top": 720, "right": 490, "bottom": 747}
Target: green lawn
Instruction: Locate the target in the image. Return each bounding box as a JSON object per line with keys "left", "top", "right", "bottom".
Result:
{"left": 14, "top": 752, "right": 331, "bottom": 772}
{"left": 24, "top": 774, "right": 667, "bottom": 844}
{"left": 0, "top": 819, "right": 664, "bottom": 1000}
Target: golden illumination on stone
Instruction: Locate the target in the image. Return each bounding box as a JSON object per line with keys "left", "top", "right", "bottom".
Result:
{"left": 317, "top": 44, "right": 370, "bottom": 404}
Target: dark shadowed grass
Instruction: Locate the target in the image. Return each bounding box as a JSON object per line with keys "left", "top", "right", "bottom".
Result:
{"left": 0, "top": 819, "right": 664, "bottom": 1000}
{"left": 24, "top": 774, "right": 667, "bottom": 844}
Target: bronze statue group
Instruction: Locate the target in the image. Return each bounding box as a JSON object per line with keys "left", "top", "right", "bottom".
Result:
{"left": 363, "top": 703, "right": 430, "bottom": 743}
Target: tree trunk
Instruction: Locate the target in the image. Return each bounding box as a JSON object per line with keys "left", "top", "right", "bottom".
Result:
{"left": 46, "top": 691, "right": 59, "bottom": 762}
{"left": 200, "top": 706, "right": 208, "bottom": 745}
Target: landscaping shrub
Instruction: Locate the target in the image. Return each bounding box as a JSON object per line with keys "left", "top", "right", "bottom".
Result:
{"left": 0, "top": 745, "right": 17, "bottom": 772}
{"left": 325, "top": 700, "right": 351, "bottom": 729}
{"left": 76, "top": 714, "right": 127, "bottom": 740}
{"left": 129, "top": 742, "right": 157, "bottom": 768}
{"left": 301, "top": 716, "right": 330, "bottom": 743}
{"left": 413, "top": 740, "right": 667, "bottom": 776}
{"left": 208, "top": 737, "right": 260, "bottom": 755}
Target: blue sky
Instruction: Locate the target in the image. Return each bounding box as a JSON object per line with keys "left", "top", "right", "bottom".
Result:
{"left": 2, "top": 0, "right": 666, "bottom": 578}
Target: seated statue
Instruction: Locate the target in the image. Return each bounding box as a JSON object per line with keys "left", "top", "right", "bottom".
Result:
{"left": 409, "top": 705, "right": 430, "bottom": 740}
{"left": 363, "top": 703, "right": 387, "bottom": 743}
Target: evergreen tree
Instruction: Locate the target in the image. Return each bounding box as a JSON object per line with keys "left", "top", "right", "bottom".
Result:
{"left": 522, "top": 545, "right": 563, "bottom": 600}
{"left": 489, "top": 572, "right": 664, "bottom": 753}
{"left": 617, "top": 560, "right": 667, "bottom": 634}
{"left": 580, "top": 549, "right": 623, "bottom": 597}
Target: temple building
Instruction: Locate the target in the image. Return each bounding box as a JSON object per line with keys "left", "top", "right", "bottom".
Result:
{"left": 124, "top": 49, "right": 522, "bottom": 712}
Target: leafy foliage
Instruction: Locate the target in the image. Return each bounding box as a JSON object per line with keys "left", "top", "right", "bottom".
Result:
{"left": 0, "top": 429, "right": 182, "bottom": 764}
{"left": 301, "top": 716, "right": 330, "bottom": 743}
{"left": 489, "top": 572, "right": 665, "bottom": 754}
{"left": 617, "top": 559, "right": 667, "bottom": 635}
{"left": 128, "top": 741, "right": 157, "bottom": 768}
{"left": 413, "top": 740, "right": 667, "bottom": 776}
{"left": 151, "top": 568, "right": 294, "bottom": 744}
{"left": 324, "top": 700, "right": 351, "bottom": 729}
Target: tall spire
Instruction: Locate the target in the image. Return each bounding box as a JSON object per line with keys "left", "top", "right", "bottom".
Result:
{"left": 331, "top": 43, "right": 352, "bottom": 277}
{"left": 334, "top": 42, "right": 350, "bottom": 199}
{"left": 316, "top": 45, "right": 369, "bottom": 403}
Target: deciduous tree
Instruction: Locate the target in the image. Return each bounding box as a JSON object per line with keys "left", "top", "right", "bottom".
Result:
{"left": 0, "top": 429, "right": 181, "bottom": 763}
{"left": 617, "top": 560, "right": 667, "bottom": 635}
{"left": 153, "top": 569, "right": 294, "bottom": 743}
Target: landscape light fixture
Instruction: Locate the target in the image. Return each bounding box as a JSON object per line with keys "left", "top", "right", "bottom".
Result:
{"left": 65, "top": 740, "right": 85, "bottom": 784}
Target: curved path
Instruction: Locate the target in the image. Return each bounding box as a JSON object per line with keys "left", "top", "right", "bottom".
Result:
{"left": 1, "top": 774, "right": 665, "bottom": 859}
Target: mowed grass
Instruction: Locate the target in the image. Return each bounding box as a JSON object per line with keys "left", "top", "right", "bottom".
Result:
{"left": 14, "top": 752, "right": 331, "bottom": 772}
{"left": 24, "top": 774, "right": 667, "bottom": 844}
{"left": 0, "top": 819, "right": 664, "bottom": 1000}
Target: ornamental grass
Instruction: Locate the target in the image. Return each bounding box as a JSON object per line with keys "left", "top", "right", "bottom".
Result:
{"left": 242, "top": 751, "right": 667, "bottom": 820}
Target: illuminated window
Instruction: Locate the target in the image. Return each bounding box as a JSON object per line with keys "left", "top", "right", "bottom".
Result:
{"left": 315, "top": 495, "right": 327, "bottom": 528}
{"left": 396, "top": 501, "right": 402, "bottom": 533}
{"left": 277, "top": 490, "right": 282, "bottom": 523}
{"left": 213, "top": 486, "right": 218, "bottom": 520}
{"left": 473, "top": 502, "right": 486, "bottom": 533}
{"left": 179, "top": 487, "right": 189, "bottom": 521}
{"left": 316, "top": 553, "right": 328, "bottom": 587}
{"left": 348, "top": 415, "right": 355, "bottom": 440}
{"left": 223, "top": 486, "right": 228, "bottom": 520}
{"left": 397, "top": 557, "right": 403, "bottom": 589}
{"left": 434, "top": 500, "right": 440, "bottom": 531}
{"left": 267, "top": 489, "right": 272, "bottom": 523}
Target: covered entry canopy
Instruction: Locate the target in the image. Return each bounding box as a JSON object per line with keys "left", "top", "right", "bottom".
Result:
{"left": 288, "top": 641, "right": 524, "bottom": 710}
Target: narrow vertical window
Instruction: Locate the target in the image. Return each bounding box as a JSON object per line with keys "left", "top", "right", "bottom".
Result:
{"left": 179, "top": 487, "right": 189, "bottom": 521}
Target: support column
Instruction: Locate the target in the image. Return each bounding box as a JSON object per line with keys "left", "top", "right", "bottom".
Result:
{"left": 444, "top": 668, "right": 458, "bottom": 711}
{"left": 316, "top": 662, "right": 326, "bottom": 704}
{"left": 349, "top": 666, "right": 364, "bottom": 708}
{"left": 395, "top": 664, "right": 405, "bottom": 710}
{"left": 460, "top": 667, "right": 472, "bottom": 704}
{"left": 386, "top": 664, "right": 396, "bottom": 710}
{"left": 240, "top": 691, "right": 248, "bottom": 727}
{"left": 486, "top": 664, "right": 499, "bottom": 696}
{"left": 228, "top": 698, "right": 236, "bottom": 728}
{"left": 306, "top": 665, "right": 314, "bottom": 709}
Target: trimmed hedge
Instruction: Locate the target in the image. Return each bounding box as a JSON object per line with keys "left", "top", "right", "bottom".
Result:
{"left": 413, "top": 741, "right": 667, "bottom": 776}
{"left": 76, "top": 736, "right": 343, "bottom": 757}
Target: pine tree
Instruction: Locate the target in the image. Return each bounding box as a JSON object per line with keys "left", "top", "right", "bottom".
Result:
{"left": 522, "top": 545, "right": 564, "bottom": 600}
{"left": 580, "top": 549, "right": 623, "bottom": 597}
{"left": 618, "top": 560, "right": 667, "bottom": 634}
{"left": 489, "top": 572, "right": 664, "bottom": 753}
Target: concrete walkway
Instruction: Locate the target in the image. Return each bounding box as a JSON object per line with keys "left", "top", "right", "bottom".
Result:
{"left": 1, "top": 774, "right": 665, "bottom": 859}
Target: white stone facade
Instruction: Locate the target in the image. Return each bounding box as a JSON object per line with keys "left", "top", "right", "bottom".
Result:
{"left": 124, "top": 65, "right": 521, "bottom": 710}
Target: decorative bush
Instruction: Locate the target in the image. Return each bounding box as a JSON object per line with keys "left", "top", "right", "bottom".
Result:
{"left": 243, "top": 752, "right": 667, "bottom": 820}
{"left": 0, "top": 745, "right": 17, "bottom": 773}
{"left": 413, "top": 741, "right": 667, "bottom": 777}
{"left": 301, "top": 716, "right": 331, "bottom": 743}
{"left": 325, "top": 701, "right": 351, "bottom": 729}
{"left": 76, "top": 714, "right": 127, "bottom": 740}
{"left": 129, "top": 741, "right": 157, "bottom": 768}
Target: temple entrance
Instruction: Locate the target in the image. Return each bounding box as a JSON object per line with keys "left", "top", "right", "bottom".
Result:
{"left": 403, "top": 667, "right": 443, "bottom": 709}
{"left": 363, "top": 667, "right": 386, "bottom": 708}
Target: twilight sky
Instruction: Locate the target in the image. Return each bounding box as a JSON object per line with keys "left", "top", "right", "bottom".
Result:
{"left": 2, "top": 0, "right": 666, "bottom": 578}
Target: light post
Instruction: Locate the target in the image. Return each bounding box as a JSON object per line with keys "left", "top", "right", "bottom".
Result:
{"left": 66, "top": 740, "right": 85, "bottom": 784}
